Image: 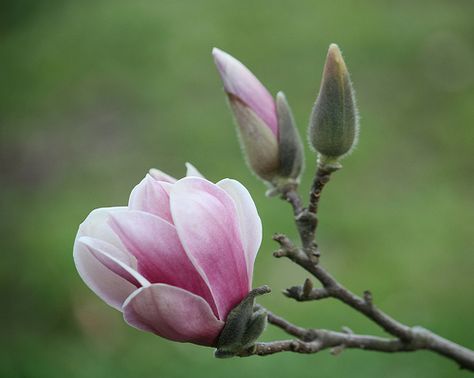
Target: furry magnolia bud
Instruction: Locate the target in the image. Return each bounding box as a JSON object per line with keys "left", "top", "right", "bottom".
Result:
{"left": 276, "top": 92, "right": 304, "bottom": 182}
{"left": 214, "top": 286, "right": 271, "bottom": 358}
{"left": 228, "top": 95, "right": 280, "bottom": 181}
{"left": 309, "top": 44, "right": 359, "bottom": 162}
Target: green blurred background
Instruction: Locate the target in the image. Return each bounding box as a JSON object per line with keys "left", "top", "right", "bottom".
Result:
{"left": 1, "top": 1, "right": 473, "bottom": 377}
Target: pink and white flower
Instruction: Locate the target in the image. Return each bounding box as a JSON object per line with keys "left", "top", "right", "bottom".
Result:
{"left": 73, "top": 164, "right": 262, "bottom": 346}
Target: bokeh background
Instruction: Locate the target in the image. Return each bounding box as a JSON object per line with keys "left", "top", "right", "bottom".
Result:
{"left": 1, "top": 1, "right": 473, "bottom": 377}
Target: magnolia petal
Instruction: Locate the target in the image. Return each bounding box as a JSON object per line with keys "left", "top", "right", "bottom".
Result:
{"left": 148, "top": 168, "right": 177, "bottom": 183}
{"left": 123, "top": 284, "right": 224, "bottom": 346}
{"left": 212, "top": 47, "right": 278, "bottom": 137}
{"left": 77, "top": 207, "right": 132, "bottom": 259}
{"left": 170, "top": 177, "right": 249, "bottom": 320}
{"left": 128, "top": 175, "right": 173, "bottom": 223}
{"left": 159, "top": 181, "right": 172, "bottom": 196}
{"left": 217, "top": 178, "right": 262, "bottom": 287}
{"left": 78, "top": 236, "right": 149, "bottom": 287}
{"left": 185, "top": 162, "right": 205, "bottom": 178}
{"left": 108, "top": 209, "right": 217, "bottom": 316}
{"left": 74, "top": 236, "right": 149, "bottom": 311}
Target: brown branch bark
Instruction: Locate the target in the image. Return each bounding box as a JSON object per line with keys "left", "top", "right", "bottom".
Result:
{"left": 238, "top": 309, "right": 419, "bottom": 357}
{"left": 240, "top": 309, "right": 474, "bottom": 370}
{"left": 308, "top": 166, "right": 335, "bottom": 214}
{"left": 255, "top": 177, "right": 474, "bottom": 371}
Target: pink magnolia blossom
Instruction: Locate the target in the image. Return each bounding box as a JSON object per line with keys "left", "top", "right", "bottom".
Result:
{"left": 73, "top": 164, "right": 262, "bottom": 346}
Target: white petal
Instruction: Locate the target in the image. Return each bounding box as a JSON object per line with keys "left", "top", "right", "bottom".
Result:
{"left": 217, "top": 178, "right": 262, "bottom": 285}
{"left": 148, "top": 168, "right": 177, "bottom": 183}
{"left": 185, "top": 162, "right": 205, "bottom": 178}
{"left": 74, "top": 236, "right": 149, "bottom": 311}
{"left": 77, "top": 207, "right": 132, "bottom": 261}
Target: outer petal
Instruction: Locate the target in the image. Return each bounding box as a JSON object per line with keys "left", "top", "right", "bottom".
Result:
{"left": 77, "top": 207, "right": 132, "bottom": 259}
{"left": 73, "top": 236, "right": 149, "bottom": 311}
{"left": 123, "top": 284, "right": 224, "bottom": 346}
{"left": 108, "top": 209, "right": 217, "bottom": 316}
{"left": 148, "top": 168, "right": 177, "bottom": 183}
{"left": 217, "top": 179, "right": 262, "bottom": 286}
{"left": 185, "top": 162, "right": 204, "bottom": 178}
{"left": 212, "top": 47, "right": 278, "bottom": 137}
{"left": 128, "top": 175, "right": 173, "bottom": 223}
{"left": 170, "top": 177, "right": 249, "bottom": 320}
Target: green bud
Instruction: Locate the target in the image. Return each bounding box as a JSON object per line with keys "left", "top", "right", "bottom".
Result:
{"left": 276, "top": 92, "right": 304, "bottom": 182}
{"left": 229, "top": 95, "right": 280, "bottom": 181}
{"left": 214, "top": 286, "right": 271, "bottom": 358}
{"left": 309, "top": 44, "right": 359, "bottom": 161}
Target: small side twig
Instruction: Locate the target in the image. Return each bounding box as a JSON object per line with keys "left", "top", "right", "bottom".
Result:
{"left": 283, "top": 283, "right": 330, "bottom": 301}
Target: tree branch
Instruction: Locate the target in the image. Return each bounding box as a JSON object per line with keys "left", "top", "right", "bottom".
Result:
{"left": 239, "top": 308, "right": 419, "bottom": 358}
{"left": 308, "top": 165, "right": 336, "bottom": 215}
{"left": 262, "top": 176, "right": 474, "bottom": 371}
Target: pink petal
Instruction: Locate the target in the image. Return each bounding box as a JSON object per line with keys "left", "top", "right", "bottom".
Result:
{"left": 108, "top": 209, "right": 217, "bottom": 316}
{"left": 217, "top": 179, "right": 262, "bottom": 286}
{"left": 185, "top": 162, "right": 204, "bottom": 178}
{"left": 148, "top": 168, "right": 177, "bottom": 183}
{"left": 212, "top": 47, "right": 278, "bottom": 137}
{"left": 170, "top": 177, "right": 249, "bottom": 320}
{"left": 77, "top": 207, "right": 133, "bottom": 261}
{"left": 123, "top": 284, "right": 224, "bottom": 346}
{"left": 128, "top": 175, "right": 173, "bottom": 223}
{"left": 78, "top": 236, "right": 149, "bottom": 287}
{"left": 73, "top": 236, "right": 149, "bottom": 311}
{"left": 159, "top": 181, "right": 172, "bottom": 195}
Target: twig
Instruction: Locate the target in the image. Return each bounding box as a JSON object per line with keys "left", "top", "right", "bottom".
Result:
{"left": 244, "top": 308, "right": 474, "bottom": 369}
{"left": 308, "top": 166, "right": 335, "bottom": 215}
{"left": 238, "top": 308, "right": 419, "bottom": 357}
{"left": 259, "top": 168, "right": 474, "bottom": 371}
{"left": 283, "top": 282, "right": 330, "bottom": 301}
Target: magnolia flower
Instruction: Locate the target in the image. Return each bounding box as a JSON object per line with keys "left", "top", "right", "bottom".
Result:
{"left": 213, "top": 48, "right": 304, "bottom": 189}
{"left": 73, "top": 164, "right": 262, "bottom": 347}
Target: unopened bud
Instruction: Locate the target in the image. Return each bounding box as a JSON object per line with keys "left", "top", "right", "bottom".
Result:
{"left": 213, "top": 48, "right": 305, "bottom": 189}
{"left": 309, "top": 44, "right": 359, "bottom": 163}
{"left": 276, "top": 92, "right": 304, "bottom": 182}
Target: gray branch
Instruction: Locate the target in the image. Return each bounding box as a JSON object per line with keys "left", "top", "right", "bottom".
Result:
{"left": 240, "top": 309, "right": 474, "bottom": 370}
{"left": 238, "top": 309, "right": 418, "bottom": 357}
{"left": 252, "top": 170, "right": 474, "bottom": 371}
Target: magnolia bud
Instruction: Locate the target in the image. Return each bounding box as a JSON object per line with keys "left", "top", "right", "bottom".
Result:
{"left": 213, "top": 48, "right": 305, "bottom": 189}
{"left": 309, "top": 44, "right": 359, "bottom": 162}
{"left": 276, "top": 92, "right": 304, "bottom": 181}
{"left": 228, "top": 94, "right": 280, "bottom": 181}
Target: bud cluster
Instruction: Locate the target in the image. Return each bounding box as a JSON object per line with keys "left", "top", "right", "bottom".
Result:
{"left": 213, "top": 48, "right": 303, "bottom": 192}
{"left": 213, "top": 44, "right": 359, "bottom": 186}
